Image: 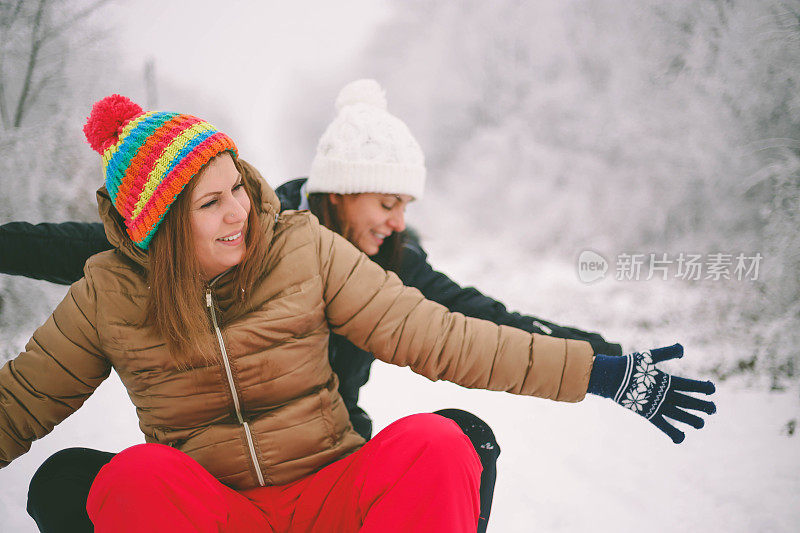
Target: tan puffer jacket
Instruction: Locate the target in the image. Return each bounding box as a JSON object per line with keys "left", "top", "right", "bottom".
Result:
{"left": 0, "top": 161, "right": 595, "bottom": 490}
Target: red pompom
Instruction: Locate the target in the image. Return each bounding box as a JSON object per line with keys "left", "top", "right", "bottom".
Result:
{"left": 83, "top": 94, "right": 143, "bottom": 154}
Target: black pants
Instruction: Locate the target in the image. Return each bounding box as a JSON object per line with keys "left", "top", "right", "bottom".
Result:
{"left": 27, "top": 447, "right": 115, "bottom": 533}
{"left": 434, "top": 408, "right": 500, "bottom": 533}
{"left": 27, "top": 409, "right": 500, "bottom": 533}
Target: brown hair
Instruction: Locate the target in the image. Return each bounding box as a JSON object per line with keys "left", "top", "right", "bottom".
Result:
{"left": 307, "top": 192, "right": 405, "bottom": 272}
{"left": 146, "top": 154, "right": 269, "bottom": 367}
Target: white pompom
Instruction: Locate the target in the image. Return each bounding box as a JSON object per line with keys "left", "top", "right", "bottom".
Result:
{"left": 335, "top": 79, "right": 387, "bottom": 112}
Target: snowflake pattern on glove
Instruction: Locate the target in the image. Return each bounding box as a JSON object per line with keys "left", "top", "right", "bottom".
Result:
{"left": 634, "top": 355, "right": 659, "bottom": 388}
{"left": 614, "top": 351, "right": 671, "bottom": 420}
{"left": 621, "top": 388, "right": 647, "bottom": 412}
{"left": 589, "top": 344, "right": 717, "bottom": 443}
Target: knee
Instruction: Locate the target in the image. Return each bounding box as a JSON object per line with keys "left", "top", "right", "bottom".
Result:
{"left": 394, "top": 412, "right": 466, "bottom": 439}
{"left": 92, "top": 443, "right": 181, "bottom": 491}
{"left": 28, "top": 448, "right": 113, "bottom": 527}
{"left": 434, "top": 408, "right": 501, "bottom": 459}
{"left": 29, "top": 448, "right": 86, "bottom": 493}
{"left": 391, "top": 413, "right": 480, "bottom": 464}
{"left": 87, "top": 444, "right": 236, "bottom": 530}
{"left": 28, "top": 447, "right": 109, "bottom": 499}
{"left": 109, "top": 442, "right": 178, "bottom": 465}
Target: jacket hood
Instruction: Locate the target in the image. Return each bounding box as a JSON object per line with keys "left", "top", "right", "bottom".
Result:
{"left": 96, "top": 158, "right": 281, "bottom": 271}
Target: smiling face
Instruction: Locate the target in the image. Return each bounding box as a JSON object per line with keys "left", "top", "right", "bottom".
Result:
{"left": 329, "top": 192, "right": 413, "bottom": 256}
{"left": 189, "top": 153, "right": 251, "bottom": 280}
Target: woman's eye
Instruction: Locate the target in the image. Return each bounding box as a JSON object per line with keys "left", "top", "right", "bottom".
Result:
{"left": 233, "top": 182, "right": 244, "bottom": 191}
{"left": 201, "top": 199, "right": 216, "bottom": 209}
{"left": 381, "top": 203, "right": 393, "bottom": 210}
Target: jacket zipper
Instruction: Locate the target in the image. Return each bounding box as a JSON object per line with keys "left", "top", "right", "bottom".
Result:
{"left": 205, "top": 288, "right": 266, "bottom": 487}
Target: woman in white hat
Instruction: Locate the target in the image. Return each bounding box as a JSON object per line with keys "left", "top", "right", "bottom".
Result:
{"left": 0, "top": 83, "right": 712, "bottom": 533}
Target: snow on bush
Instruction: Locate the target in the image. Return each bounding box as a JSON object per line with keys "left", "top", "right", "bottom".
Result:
{"left": 341, "top": 0, "right": 800, "bottom": 386}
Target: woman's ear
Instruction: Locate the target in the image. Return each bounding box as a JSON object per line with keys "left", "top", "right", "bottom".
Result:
{"left": 328, "top": 193, "right": 341, "bottom": 205}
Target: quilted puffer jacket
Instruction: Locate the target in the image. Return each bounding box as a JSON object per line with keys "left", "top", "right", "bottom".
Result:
{"left": 0, "top": 161, "right": 595, "bottom": 490}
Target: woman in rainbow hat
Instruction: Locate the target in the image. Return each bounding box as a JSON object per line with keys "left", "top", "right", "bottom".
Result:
{"left": 0, "top": 91, "right": 715, "bottom": 532}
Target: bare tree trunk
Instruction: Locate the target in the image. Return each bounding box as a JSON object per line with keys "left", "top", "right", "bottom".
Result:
{"left": 0, "top": 0, "right": 25, "bottom": 129}
{"left": 144, "top": 57, "right": 158, "bottom": 108}
{"left": 4, "top": 0, "right": 112, "bottom": 128}
{"left": 12, "top": 0, "right": 47, "bottom": 128}
{"left": 0, "top": 59, "right": 9, "bottom": 129}
{"left": 50, "top": 0, "right": 111, "bottom": 36}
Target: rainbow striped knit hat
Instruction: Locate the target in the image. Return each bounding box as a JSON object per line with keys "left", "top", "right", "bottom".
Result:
{"left": 83, "top": 94, "right": 237, "bottom": 250}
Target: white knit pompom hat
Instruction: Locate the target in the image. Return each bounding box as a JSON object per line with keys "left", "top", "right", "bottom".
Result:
{"left": 307, "top": 79, "right": 426, "bottom": 199}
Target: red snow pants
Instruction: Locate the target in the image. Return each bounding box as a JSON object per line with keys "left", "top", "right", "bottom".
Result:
{"left": 86, "top": 413, "right": 482, "bottom": 532}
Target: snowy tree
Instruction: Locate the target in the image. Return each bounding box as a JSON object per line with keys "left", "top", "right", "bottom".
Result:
{"left": 0, "top": 0, "right": 111, "bottom": 129}
{"left": 0, "top": 0, "right": 113, "bottom": 361}
{"left": 318, "top": 0, "right": 800, "bottom": 384}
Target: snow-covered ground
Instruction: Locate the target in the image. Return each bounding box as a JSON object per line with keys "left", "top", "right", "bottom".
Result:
{"left": 1, "top": 249, "right": 798, "bottom": 532}
{"left": 364, "top": 366, "right": 800, "bottom": 532}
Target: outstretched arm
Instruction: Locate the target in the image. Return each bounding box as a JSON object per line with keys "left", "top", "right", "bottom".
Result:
{"left": 316, "top": 219, "right": 595, "bottom": 402}
{"left": 316, "top": 219, "right": 714, "bottom": 442}
{"left": 0, "top": 221, "right": 110, "bottom": 284}
{"left": 398, "top": 237, "right": 622, "bottom": 355}
{"left": 0, "top": 267, "right": 111, "bottom": 467}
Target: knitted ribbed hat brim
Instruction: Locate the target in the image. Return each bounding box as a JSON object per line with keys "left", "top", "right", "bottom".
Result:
{"left": 307, "top": 157, "right": 425, "bottom": 199}
{"left": 84, "top": 94, "right": 236, "bottom": 250}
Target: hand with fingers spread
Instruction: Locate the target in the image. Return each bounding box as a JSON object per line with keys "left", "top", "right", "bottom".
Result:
{"left": 587, "top": 343, "right": 716, "bottom": 443}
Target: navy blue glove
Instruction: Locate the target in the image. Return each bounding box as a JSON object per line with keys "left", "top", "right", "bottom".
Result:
{"left": 587, "top": 343, "right": 716, "bottom": 443}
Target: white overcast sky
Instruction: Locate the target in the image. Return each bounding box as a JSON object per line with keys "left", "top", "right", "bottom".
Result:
{"left": 104, "top": 0, "right": 392, "bottom": 181}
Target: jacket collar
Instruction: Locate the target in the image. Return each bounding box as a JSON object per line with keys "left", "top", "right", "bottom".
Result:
{"left": 274, "top": 177, "right": 307, "bottom": 211}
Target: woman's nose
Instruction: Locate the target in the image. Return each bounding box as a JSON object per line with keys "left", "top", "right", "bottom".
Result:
{"left": 224, "top": 196, "right": 248, "bottom": 223}
{"left": 388, "top": 210, "right": 406, "bottom": 232}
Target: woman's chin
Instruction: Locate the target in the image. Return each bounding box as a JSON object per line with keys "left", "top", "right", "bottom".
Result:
{"left": 201, "top": 253, "right": 246, "bottom": 280}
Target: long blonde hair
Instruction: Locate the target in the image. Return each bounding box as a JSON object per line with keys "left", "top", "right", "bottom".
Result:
{"left": 146, "top": 155, "right": 269, "bottom": 367}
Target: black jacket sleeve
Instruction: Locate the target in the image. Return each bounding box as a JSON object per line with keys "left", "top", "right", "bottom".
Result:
{"left": 0, "top": 222, "right": 111, "bottom": 285}
{"left": 396, "top": 236, "right": 623, "bottom": 356}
